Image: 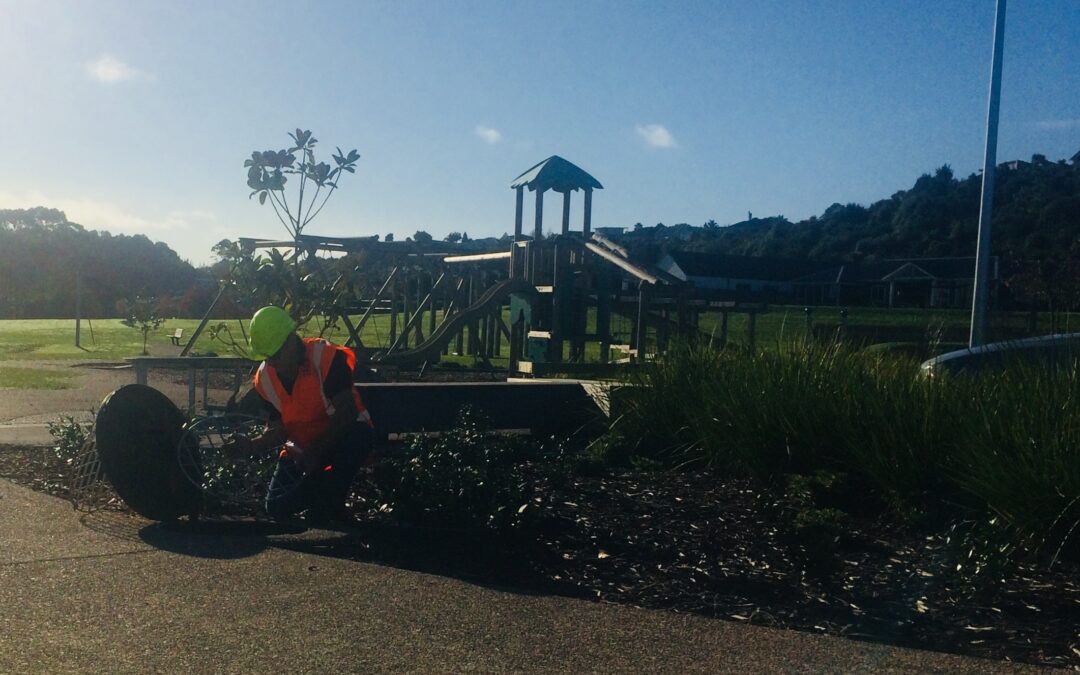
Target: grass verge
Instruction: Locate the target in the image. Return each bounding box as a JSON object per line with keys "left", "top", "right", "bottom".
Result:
{"left": 0, "top": 367, "right": 78, "bottom": 389}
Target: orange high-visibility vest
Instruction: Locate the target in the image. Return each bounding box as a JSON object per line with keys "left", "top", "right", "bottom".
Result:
{"left": 253, "top": 338, "right": 373, "bottom": 450}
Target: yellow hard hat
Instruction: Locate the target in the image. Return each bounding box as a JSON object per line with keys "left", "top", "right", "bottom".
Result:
{"left": 248, "top": 306, "right": 296, "bottom": 360}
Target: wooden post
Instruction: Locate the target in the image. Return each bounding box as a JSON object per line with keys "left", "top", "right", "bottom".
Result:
{"left": 514, "top": 186, "right": 524, "bottom": 241}
{"left": 402, "top": 274, "right": 412, "bottom": 349}
{"left": 583, "top": 188, "right": 593, "bottom": 238}
{"left": 676, "top": 290, "right": 688, "bottom": 340}
{"left": 635, "top": 281, "right": 650, "bottom": 361}
{"left": 720, "top": 311, "right": 729, "bottom": 345}
{"left": 477, "top": 300, "right": 487, "bottom": 359}
{"left": 493, "top": 312, "right": 504, "bottom": 357}
{"left": 748, "top": 310, "right": 758, "bottom": 350}
{"left": 187, "top": 363, "right": 197, "bottom": 411}
{"left": 550, "top": 243, "right": 564, "bottom": 362}
{"left": 534, "top": 188, "right": 544, "bottom": 241}
{"left": 454, "top": 279, "right": 465, "bottom": 355}
{"left": 466, "top": 273, "right": 476, "bottom": 356}
{"left": 659, "top": 306, "right": 670, "bottom": 351}
{"left": 597, "top": 271, "right": 612, "bottom": 362}
{"left": 413, "top": 273, "right": 426, "bottom": 344}
{"left": 428, "top": 280, "right": 438, "bottom": 338}
{"left": 509, "top": 310, "right": 524, "bottom": 373}
{"left": 561, "top": 190, "right": 571, "bottom": 235}
{"left": 389, "top": 277, "right": 398, "bottom": 347}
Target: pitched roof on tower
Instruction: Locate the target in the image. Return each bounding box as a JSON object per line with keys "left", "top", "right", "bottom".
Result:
{"left": 510, "top": 155, "right": 603, "bottom": 192}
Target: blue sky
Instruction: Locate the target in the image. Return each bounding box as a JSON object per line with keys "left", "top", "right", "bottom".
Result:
{"left": 1, "top": 0, "right": 1078, "bottom": 265}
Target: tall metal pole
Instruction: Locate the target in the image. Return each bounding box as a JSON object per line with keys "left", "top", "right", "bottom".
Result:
{"left": 970, "top": 0, "right": 1007, "bottom": 348}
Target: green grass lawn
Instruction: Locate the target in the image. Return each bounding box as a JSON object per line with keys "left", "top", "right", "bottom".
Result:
{"left": 2, "top": 306, "right": 1075, "bottom": 365}
{"left": 0, "top": 366, "right": 79, "bottom": 389}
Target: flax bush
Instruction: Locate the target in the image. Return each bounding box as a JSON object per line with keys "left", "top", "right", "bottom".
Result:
{"left": 604, "top": 341, "right": 1080, "bottom": 561}
{"left": 949, "top": 360, "right": 1080, "bottom": 561}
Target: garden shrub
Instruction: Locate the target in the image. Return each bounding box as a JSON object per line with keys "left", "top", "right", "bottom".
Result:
{"left": 47, "top": 415, "right": 92, "bottom": 464}
{"left": 374, "top": 407, "right": 555, "bottom": 534}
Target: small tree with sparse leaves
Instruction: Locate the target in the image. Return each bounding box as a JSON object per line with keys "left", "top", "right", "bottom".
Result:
{"left": 120, "top": 296, "right": 166, "bottom": 355}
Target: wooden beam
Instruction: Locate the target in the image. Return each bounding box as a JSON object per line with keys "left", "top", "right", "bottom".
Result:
{"left": 387, "top": 272, "right": 446, "bottom": 354}
{"left": 181, "top": 284, "right": 229, "bottom": 357}
{"left": 584, "top": 242, "right": 658, "bottom": 285}
{"left": 355, "top": 266, "right": 399, "bottom": 336}
{"left": 340, "top": 312, "right": 363, "bottom": 349}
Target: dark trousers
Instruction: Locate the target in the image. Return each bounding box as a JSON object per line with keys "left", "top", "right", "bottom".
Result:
{"left": 265, "top": 422, "right": 373, "bottom": 520}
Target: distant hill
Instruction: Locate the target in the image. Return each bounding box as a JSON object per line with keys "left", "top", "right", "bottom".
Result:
{"left": 618, "top": 153, "right": 1080, "bottom": 266}
{"left": 0, "top": 207, "right": 203, "bottom": 319}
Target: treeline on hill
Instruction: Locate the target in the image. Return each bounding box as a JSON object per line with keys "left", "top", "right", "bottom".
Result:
{"left": 618, "top": 154, "right": 1080, "bottom": 308}
{"left": 3, "top": 154, "right": 1078, "bottom": 318}
{"left": 0, "top": 207, "right": 212, "bottom": 319}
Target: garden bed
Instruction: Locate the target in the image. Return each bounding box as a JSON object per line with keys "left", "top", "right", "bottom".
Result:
{"left": 2, "top": 443, "right": 1077, "bottom": 669}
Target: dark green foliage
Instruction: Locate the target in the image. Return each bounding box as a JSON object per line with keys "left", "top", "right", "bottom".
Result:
{"left": 0, "top": 208, "right": 199, "bottom": 319}
{"left": 47, "top": 415, "right": 92, "bottom": 463}
{"left": 618, "top": 157, "right": 1080, "bottom": 309}
{"left": 373, "top": 408, "right": 548, "bottom": 533}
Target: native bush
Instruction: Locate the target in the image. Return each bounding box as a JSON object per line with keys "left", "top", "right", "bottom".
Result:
{"left": 374, "top": 407, "right": 552, "bottom": 533}
{"left": 47, "top": 414, "right": 92, "bottom": 463}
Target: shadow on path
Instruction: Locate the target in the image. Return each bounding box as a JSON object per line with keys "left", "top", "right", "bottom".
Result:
{"left": 272, "top": 521, "right": 552, "bottom": 594}
{"left": 103, "top": 508, "right": 555, "bottom": 595}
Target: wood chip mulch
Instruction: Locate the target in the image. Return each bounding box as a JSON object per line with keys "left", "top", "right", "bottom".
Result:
{"left": 2, "top": 445, "right": 1077, "bottom": 669}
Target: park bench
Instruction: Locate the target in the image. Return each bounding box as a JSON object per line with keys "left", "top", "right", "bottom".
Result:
{"left": 169, "top": 328, "right": 185, "bottom": 346}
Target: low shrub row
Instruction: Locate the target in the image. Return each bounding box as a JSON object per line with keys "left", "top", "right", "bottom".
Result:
{"left": 601, "top": 341, "right": 1080, "bottom": 564}
{"left": 371, "top": 408, "right": 566, "bottom": 534}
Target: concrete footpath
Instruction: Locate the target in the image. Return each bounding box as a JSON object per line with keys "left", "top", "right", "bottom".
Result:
{"left": 0, "top": 480, "right": 1037, "bottom": 674}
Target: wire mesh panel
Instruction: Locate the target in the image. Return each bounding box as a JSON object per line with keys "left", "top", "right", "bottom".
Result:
{"left": 67, "top": 431, "right": 118, "bottom": 513}
{"left": 177, "top": 413, "right": 281, "bottom": 509}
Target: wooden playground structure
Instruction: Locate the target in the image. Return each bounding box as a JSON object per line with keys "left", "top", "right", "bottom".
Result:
{"left": 187, "top": 156, "right": 765, "bottom": 378}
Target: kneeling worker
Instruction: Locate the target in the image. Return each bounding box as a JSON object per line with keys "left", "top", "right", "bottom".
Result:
{"left": 235, "top": 305, "right": 374, "bottom": 523}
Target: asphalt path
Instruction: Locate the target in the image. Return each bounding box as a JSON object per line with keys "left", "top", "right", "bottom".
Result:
{"left": 0, "top": 479, "right": 1040, "bottom": 674}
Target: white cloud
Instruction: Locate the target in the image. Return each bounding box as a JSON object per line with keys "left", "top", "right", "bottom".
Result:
{"left": 85, "top": 54, "right": 153, "bottom": 84}
{"left": 1036, "top": 118, "right": 1080, "bottom": 131}
{"left": 635, "top": 123, "right": 677, "bottom": 149}
{"left": 474, "top": 125, "right": 502, "bottom": 144}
